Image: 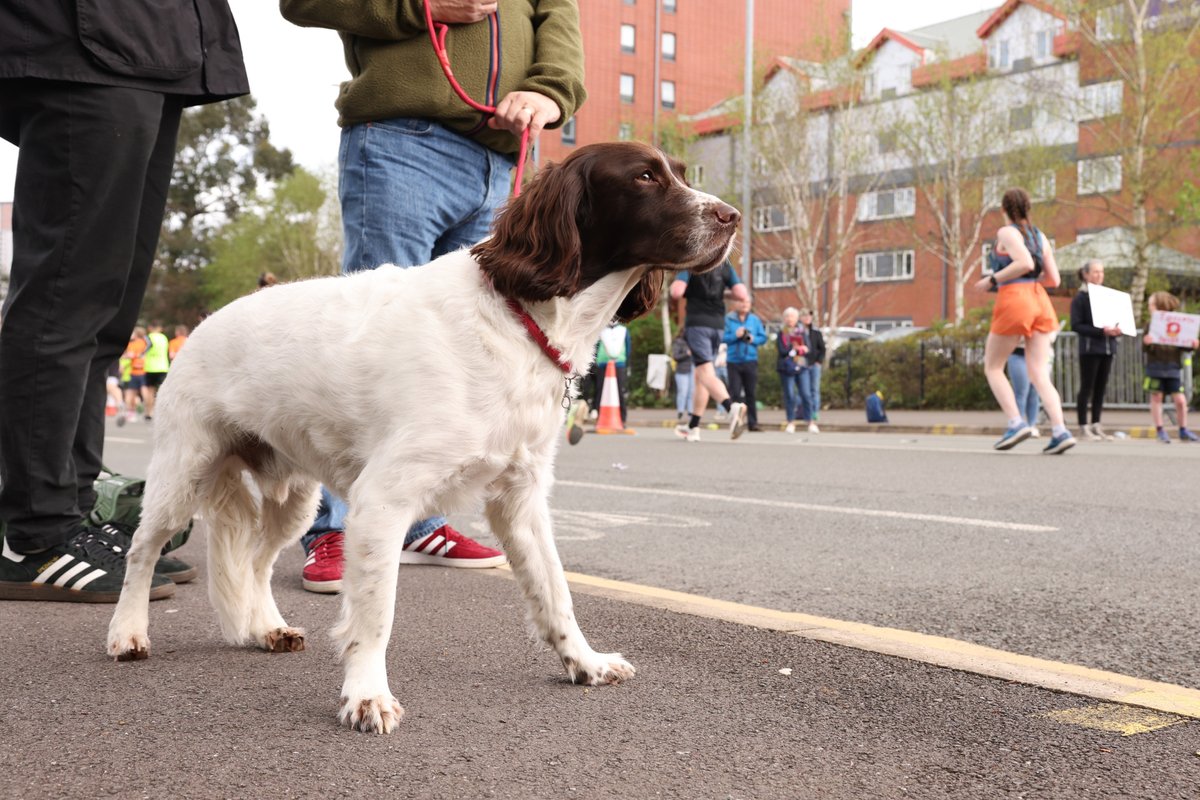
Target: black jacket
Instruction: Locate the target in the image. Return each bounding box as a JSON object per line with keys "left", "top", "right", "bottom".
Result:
{"left": 0, "top": 0, "right": 249, "bottom": 106}
{"left": 804, "top": 324, "right": 826, "bottom": 366}
{"left": 1070, "top": 287, "right": 1119, "bottom": 357}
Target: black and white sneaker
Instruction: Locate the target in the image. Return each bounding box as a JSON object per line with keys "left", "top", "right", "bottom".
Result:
{"left": 0, "top": 527, "right": 175, "bottom": 603}
{"left": 89, "top": 522, "right": 197, "bottom": 584}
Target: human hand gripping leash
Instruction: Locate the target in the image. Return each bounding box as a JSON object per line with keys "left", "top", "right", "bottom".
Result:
{"left": 423, "top": 0, "right": 531, "bottom": 196}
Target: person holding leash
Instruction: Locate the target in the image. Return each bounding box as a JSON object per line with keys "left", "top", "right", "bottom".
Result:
{"left": 280, "top": 0, "right": 586, "bottom": 591}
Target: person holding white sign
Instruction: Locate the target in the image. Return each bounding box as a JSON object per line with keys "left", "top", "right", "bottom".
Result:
{"left": 1070, "top": 260, "right": 1121, "bottom": 441}
{"left": 975, "top": 188, "right": 1075, "bottom": 454}
{"left": 1142, "top": 291, "right": 1199, "bottom": 443}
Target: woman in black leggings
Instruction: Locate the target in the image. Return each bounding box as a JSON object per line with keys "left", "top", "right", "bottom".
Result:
{"left": 1069, "top": 259, "right": 1121, "bottom": 440}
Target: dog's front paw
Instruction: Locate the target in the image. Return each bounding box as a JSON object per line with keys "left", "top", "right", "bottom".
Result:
{"left": 564, "top": 652, "right": 636, "bottom": 686}
{"left": 339, "top": 694, "right": 405, "bottom": 734}
{"left": 262, "top": 627, "right": 306, "bottom": 653}
{"left": 108, "top": 631, "right": 150, "bottom": 662}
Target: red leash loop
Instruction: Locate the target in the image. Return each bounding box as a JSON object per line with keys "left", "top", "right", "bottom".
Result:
{"left": 423, "top": 0, "right": 530, "bottom": 196}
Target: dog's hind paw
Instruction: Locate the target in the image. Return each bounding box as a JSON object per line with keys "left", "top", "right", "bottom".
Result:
{"left": 339, "top": 694, "right": 405, "bottom": 734}
{"left": 565, "top": 652, "right": 636, "bottom": 686}
{"left": 262, "top": 627, "right": 306, "bottom": 653}
{"left": 108, "top": 633, "right": 150, "bottom": 662}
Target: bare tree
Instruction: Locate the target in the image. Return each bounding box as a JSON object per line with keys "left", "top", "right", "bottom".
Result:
{"left": 1052, "top": 0, "right": 1200, "bottom": 320}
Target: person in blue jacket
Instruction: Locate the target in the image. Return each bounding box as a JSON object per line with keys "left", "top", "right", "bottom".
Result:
{"left": 723, "top": 296, "right": 768, "bottom": 432}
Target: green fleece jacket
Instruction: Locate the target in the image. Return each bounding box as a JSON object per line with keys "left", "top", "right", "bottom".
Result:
{"left": 280, "top": 0, "right": 585, "bottom": 155}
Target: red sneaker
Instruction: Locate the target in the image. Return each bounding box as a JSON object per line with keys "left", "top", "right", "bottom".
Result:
{"left": 400, "top": 525, "right": 506, "bottom": 568}
{"left": 302, "top": 531, "right": 344, "bottom": 593}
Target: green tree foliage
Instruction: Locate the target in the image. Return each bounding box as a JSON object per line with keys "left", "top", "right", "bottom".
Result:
{"left": 203, "top": 168, "right": 342, "bottom": 310}
{"left": 140, "top": 94, "right": 296, "bottom": 325}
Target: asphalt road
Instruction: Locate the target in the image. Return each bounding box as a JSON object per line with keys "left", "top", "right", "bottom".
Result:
{"left": 4, "top": 417, "right": 1191, "bottom": 798}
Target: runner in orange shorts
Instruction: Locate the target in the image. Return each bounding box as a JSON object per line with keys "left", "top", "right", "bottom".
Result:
{"left": 976, "top": 187, "right": 1075, "bottom": 454}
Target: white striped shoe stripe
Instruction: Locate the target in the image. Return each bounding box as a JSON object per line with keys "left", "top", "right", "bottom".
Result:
{"left": 71, "top": 568, "right": 108, "bottom": 590}
{"left": 53, "top": 561, "right": 92, "bottom": 587}
{"left": 417, "top": 535, "right": 445, "bottom": 554}
{"left": 32, "top": 554, "right": 75, "bottom": 585}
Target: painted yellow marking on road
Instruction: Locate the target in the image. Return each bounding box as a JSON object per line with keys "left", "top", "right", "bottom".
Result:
{"left": 557, "top": 479, "right": 1058, "bottom": 532}
{"left": 489, "top": 567, "right": 1200, "bottom": 721}
{"left": 1041, "top": 704, "right": 1188, "bottom": 736}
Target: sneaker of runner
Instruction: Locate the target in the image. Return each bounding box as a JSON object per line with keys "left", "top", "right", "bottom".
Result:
{"left": 727, "top": 401, "right": 749, "bottom": 439}
{"left": 565, "top": 399, "right": 588, "bottom": 446}
{"left": 1041, "top": 430, "right": 1076, "bottom": 454}
{"left": 994, "top": 423, "right": 1033, "bottom": 451}
{"left": 0, "top": 524, "right": 175, "bottom": 602}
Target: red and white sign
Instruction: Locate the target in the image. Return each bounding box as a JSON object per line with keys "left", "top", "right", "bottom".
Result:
{"left": 1146, "top": 311, "right": 1200, "bottom": 348}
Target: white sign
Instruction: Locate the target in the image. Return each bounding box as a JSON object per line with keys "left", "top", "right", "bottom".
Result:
{"left": 645, "top": 354, "right": 669, "bottom": 391}
{"left": 1086, "top": 284, "right": 1138, "bottom": 337}
{"left": 1147, "top": 310, "right": 1200, "bottom": 347}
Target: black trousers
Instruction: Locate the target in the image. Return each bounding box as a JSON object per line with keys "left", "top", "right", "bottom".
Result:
{"left": 726, "top": 361, "right": 759, "bottom": 426}
{"left": 1076, "top": 355, "right": 1114, "bottom": 427}
{"left": 0, "top": 80, "right": 183, "bottom": 551}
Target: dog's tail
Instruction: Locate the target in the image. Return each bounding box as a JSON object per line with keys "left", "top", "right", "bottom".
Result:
{"left": 205, "top": 458, "right": 263, "bottom": 645}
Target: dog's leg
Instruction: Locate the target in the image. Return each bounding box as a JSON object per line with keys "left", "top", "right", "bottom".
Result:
{"left": 205, "top": 459, "right": 267, "bottom": 646}
{"left": 331, "top": 493, "right": 411, "bottom": 734}
{"left": 486, "top": 467, "right": 635, "bottom": 686}
{"left": 248, "top": 478, "right": 320, "bottom": 653}
{"left": 108, "top": 447, "right": 211, "bottom": 661}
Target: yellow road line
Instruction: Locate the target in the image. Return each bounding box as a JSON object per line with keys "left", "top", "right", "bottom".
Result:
{"left": 1040, "top": 704, "right": 1187, "bottom": 736}
{"left": 490, "top": 567, "right": 1200, "bottom": 720}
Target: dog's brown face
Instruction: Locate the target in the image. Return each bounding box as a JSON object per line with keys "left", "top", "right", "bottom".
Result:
{"left": 473, "top": 142, "right": 741, "bottom": 321}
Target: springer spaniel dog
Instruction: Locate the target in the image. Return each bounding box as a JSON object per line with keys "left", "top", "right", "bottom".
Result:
{"left": 107, "top": 141, "right": 740, "bottom": 733}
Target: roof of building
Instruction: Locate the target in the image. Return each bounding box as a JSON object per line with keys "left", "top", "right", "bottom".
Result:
{"left": 907, "top": 8, "right": 998, "bottom": 58}
{"left": 976, "top": 0, "right": 1066, "bottom": 39}
{"left": 1056, "top": 228, "right": 1200, "bottom": 277}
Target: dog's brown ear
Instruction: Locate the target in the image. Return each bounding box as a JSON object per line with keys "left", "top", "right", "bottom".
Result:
{"left": 473, "top": 160, "right": 585, "bottom": 302}
{"left": 615, "top": 270, "right": 664, "bottom": 322}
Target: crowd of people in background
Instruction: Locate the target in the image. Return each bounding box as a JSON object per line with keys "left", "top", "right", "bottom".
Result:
{"left": 112, "top": 323, "right": 191, "bottom": 425}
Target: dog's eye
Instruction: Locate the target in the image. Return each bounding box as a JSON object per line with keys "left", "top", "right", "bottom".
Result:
{"left": 636, "top": 170, "right": 656, "bottom": 183}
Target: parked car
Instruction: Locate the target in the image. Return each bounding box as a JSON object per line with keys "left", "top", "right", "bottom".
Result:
{"left": 822, "top": 326, "right": 872, "bottom": 353}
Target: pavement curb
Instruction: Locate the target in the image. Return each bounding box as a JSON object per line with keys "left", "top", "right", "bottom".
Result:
{"left": 487, "top": 567, "right": 1200, "bottom": 721}
{"left": 625, "top": 418, "right": 1164, "bottom": 438}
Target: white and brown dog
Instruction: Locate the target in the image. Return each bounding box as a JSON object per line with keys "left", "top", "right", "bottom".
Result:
{"left": 107, "top": 141, "right": 740, "bottom": 733}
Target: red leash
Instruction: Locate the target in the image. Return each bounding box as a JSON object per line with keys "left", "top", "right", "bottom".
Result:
{"left": 423, "top": 0, "right": 530, "bottom": 196}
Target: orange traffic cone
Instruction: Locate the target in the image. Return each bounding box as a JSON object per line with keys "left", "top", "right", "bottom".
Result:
{"left": 105, "top": 397, "right": 117, "bottom": 417}
{"left": 594, "top": 360, "right": 635, "bottom": 435}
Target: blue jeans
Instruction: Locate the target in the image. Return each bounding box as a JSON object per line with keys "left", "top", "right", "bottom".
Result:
{"left": 779, "top": 372, "right": 803, "bottom": 421}
{"left": 674, "top": 371, "right": 694, "bottom": 416}
{"left": 799, "top": 364, "right": 822, "bottom": 421}
{"left": 1007, "top": 352, "right": 1041, "bottom": 427}
{"left": 301, "top": 119, "right": 515, "bottom": 552}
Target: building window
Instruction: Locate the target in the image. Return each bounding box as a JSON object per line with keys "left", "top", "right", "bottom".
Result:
{"left": 619, "top": 74, "right": 635, "bottom": 104}
{"left": 1036, "top": 29, "right": 1054, "bottom": 60}
{"left": 663, "top": 0, "right": 676, "bottom": 11}
{"left": 662, "top": 32, "right": 676, "bottom": 61}
{"left": 661, "top": 80, "right": 676, "bottom": 109}
{"left": 856, "top": 187, "right": 916, "bottom": 221}
{"left": 620, "top": 24, "right": 636, "bottom": 53}
{"left": 1080, "top": 81, "right": 1123, "bottom": 120}
{"left": 752, "top": 259, "right": 796, "bottom": 289}
{"left": 1078, "top": 156, "right": 1122, "bottom": 195}
{"left": 854, "top": 318, "right": 913, "bottom": 333}
{"left": 618, "top": 122, "right": 634, "bottom": 140}
{"left": 855, "top": 250, "right": 915, "bottom": 282}
{"left": 984, "top": 170, "right": 1056, "bottom": 209}
{"left": 1010, "top": 105, "right": 1034, "bottom": 131}
{"left": 988, "top": 38, "right": 1010, "bottom": 70}
{"left": 561, "top": 117, "right": 576, "bottom": 145}
{"left": 752, "top": 205, "right": 791, "bottom": 232}
{"left": 686, "top": 164, "right": 704, "bottom": 187}
{"left": 981, "top": 242, "right": 995, "bottom": 275}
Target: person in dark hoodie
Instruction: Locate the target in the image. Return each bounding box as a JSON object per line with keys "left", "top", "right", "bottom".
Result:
{"left": 0, "top": 0, "right": 249, "bottom": 602}
{"left": 1069, "top": 259, "right": 1121, "bottom": 441}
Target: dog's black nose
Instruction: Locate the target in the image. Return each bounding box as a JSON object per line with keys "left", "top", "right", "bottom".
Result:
{"left": 714, "top": 202, "right": 740, "bottom": 227}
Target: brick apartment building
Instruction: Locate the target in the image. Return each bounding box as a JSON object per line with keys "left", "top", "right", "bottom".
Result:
{"left": 687, "top": 0, "right": 1200, "bottom": 332}
{"left": 536, "top": 0, "right": 850, "bottom": 166}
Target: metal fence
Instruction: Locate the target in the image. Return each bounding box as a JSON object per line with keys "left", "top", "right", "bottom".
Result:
{"left": 1052, "top": 332, "right": 1193, "bottom": 409}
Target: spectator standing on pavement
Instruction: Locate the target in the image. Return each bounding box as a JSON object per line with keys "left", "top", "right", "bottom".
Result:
{"left": 1070, "top": 260, "right": 1120, "bottom": 441}
{"left": 671, "top": 328, "right": 694, "bottom": 424}
{"left": 0, "top": 0, "right": 248, "bottom": 601}
{"left": 280, "top": 0, "right": 585, "bottom": 593}
{"left": 1142, "top": 291, "right": 1199, "bottom": 444}
{"left": 594, "top": 321, "right": 631, "bottom": 424}
{"left": 669, "top": 261, "right": 750, "bottom": 441}
{"left": 141, "top": 321, "right": 171, "bottom": 422}
{"left": 798, "top": 309, "right": 826, "bottom": 433}
{"left": 975, "top": 188, "right": 1075, "bottom": 454}
{"left": 723, "top": 296, "right": 767, "bottom": 432}
{"left": 776, "top": 307, "right": 807, "bottom": 434}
